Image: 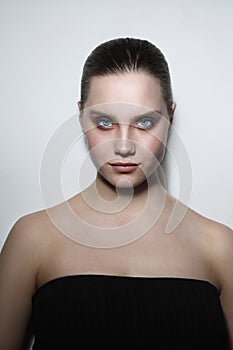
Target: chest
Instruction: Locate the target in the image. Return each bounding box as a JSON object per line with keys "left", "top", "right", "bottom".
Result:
{"left": 36, "top": 226, "right": 216, "bottom": 289}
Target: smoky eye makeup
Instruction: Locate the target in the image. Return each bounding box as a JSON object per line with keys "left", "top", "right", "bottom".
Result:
{"left": 131, "top": 111, "right": 162, "bottom": 130}
{"left": 89, "top": 114, "right": 118, "bottom": 130}
{"left": 136, "top": 119, "right": 155, "bottom": 129}
{"left": 134, "top": 114, "right": 161, "bottom": 129}
{"left": 95, "top": 117, "right": 115, "bottom": 128}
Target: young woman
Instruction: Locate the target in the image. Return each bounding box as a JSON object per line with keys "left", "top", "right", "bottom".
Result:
{"left": 0, "top": 37, "right": 232, "bottom": 349}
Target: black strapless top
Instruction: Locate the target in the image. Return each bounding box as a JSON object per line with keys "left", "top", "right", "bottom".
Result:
{"left": 31, "top": 275, "right": 230, "bottom": 349}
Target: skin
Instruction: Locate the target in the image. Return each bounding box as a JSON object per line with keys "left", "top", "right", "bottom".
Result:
{"left": 79, "top": 73, "right": 172, "bottom": 194}
{"left": 77, "top": 72, "right": 174, "bottom": 220}
{"left": 0, "top": 72, "right": 232, "bottom": 349}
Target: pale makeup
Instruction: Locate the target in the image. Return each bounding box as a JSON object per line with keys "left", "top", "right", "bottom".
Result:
{"left": 78, "top": 72, "right": 176, "bottom": 190}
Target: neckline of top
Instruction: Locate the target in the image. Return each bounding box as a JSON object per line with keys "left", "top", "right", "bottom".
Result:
{"left": 33, "top": 274, "right": 220, "bottom": 298}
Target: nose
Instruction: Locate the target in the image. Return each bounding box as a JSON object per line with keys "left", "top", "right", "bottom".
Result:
{"left": 114, "top": 124, "right": 135, "bottom": 157}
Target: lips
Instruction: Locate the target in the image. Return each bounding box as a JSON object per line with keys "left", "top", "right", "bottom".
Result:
{"left": 109, "top": 161, "right": 139, "bottom": 173}
{"left": 110, "top": 162, "right": 138, "bottom": 166}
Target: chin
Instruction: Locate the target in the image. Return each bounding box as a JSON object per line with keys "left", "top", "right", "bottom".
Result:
{"left": 98, "top": 162, "right": 159, "bottom": 189}
{"left": 99, "top": 171, "right": 146, "bottom": 190}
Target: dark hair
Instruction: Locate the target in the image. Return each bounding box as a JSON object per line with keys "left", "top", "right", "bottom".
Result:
{"left": 80, "top": 37, "right": 174, "bottom": 116}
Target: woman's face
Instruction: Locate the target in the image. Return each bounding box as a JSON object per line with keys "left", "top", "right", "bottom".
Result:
{"left": 78, "top": 72, "right": 176, "bottom": 188}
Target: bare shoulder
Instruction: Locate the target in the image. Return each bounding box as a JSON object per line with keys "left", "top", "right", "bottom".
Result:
{"left": 166, "top": 194, "right": 232, "bottom": 243}
{"left": 185, "top": 206, "right": 232, "bottom": 249}
{"left": 2, "top": 195, "right": 86, "bottom": 266}
{"left": 184, "top": 210, "right": 233, "bottom": 346}
{"left": 3, "top": 209, "right": 54, "bottom": 251}
{"left": 182, "top": 206, "right": 233, "bottom": 283}
{"left": 0, "top": 209, "right": 56, "bottom": 349}
{"left": 202, "top": 215, "right": 233, "bottom": 251}
{"left": 198, "top": 213, "right": 233, "bottom": 279}
{"left": 1, "top": 209, "right": 57, "bottom": 280}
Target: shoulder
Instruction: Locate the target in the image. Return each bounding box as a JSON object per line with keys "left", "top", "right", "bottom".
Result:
{"left": 171, "top": 198, "right": 232, "bottom": 267}
{"left": 184, "top": 206, "right": 232, "bottom": 252}
{"left": 6, "top": 209, "right": 52, "bottom": 243}
{"left": 192, "top": 214, "right": 233, "bottom": 346}
{"left": 188, "top": 207, "right": 233, "bottom": 254}
{"left": 4, "top": 194, "right": 86, "bottom": 254}
{"left": 165, "top": 194, "right": 232, "bottom": 244}
{"left": 1, "top": 209, "right": 55, "bottom": 265}
{"left": 202, "top": 216, "right": 233, "bottom": 252}
{"left": 184, "top": 207, "right": 233, "bottom": 287}
{"left": 0, "top": 210, "right": 56, "bottom": 349}
{"left": 201, "top": 217, "right": 233, "bottom": 284}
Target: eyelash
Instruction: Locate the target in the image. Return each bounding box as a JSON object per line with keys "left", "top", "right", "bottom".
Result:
{"left": 95, "top": 117, "right": 156, "bottom": 130}
{"left": 96, "top": 118, "right": 114, "bottom": 129}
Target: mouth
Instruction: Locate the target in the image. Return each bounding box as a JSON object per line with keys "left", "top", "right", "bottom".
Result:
{"left": 109, "top": 161, "right": 139, "bottom": 173}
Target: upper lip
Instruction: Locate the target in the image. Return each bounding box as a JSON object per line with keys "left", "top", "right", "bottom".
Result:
{"left": 109, "top": 161, "right": 139, "bottom": 166}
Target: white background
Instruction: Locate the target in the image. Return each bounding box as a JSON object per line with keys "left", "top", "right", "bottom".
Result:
{"left": 1, "top": 0, "right": 233, "bottom": 250}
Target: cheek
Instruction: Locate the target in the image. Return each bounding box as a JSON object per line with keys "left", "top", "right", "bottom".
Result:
{"left": 144, "top": 122, "right": 169, "bottom": 158}
{"left": 145, "top": 137, "right": 162, "bottom": 153}
{"left": 139, "top": 134, "right": 167, "bottom": 173}
{"left": 86, "top": 130, "right": 115, "bottom": 149}
{"left": 85, "top": 131, "right": 114, "bottom": 167}
{"left": 142, "top": 135, "right": 165, "bottom": 158}
{"left": 85, "top": 131, "right": 102, "bottom": 149}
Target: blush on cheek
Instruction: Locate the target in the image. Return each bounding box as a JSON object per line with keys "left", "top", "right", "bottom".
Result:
{"left": 87, "top": 139, "right": 113, "bottom": 171}
{"left": 85, "top": 132, "right": 101, "bottom": 150}
{"left": 144, "top": 136, "right": 164, "bottom": 153}
{"left": 154, "top": 139, "right": 167, "bottom": 159}
{"left": 86, "top": 130, "right": 115, "bottom": 150}
{"left": 144, "top": 138, "right": 167, "bottom": 166}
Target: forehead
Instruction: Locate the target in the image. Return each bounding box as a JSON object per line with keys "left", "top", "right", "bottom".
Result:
{"left": 85, "top": 72, "right": 166, "bottom": 114}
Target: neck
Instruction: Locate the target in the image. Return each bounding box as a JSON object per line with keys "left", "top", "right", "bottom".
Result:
{"left": 81, "top": 170, "right": 167, "bottom": 216}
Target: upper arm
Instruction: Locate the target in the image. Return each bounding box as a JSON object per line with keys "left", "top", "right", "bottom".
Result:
{"left": 208, "top": 223, "right": 233, "bottom": 348}
{"left": 0, "top": 215, "right": 42, "bottom": 350}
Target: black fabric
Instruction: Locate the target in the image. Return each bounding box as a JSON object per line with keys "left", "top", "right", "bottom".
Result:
{"left": 31, "top": 275, "right": 230, "bottom": 349}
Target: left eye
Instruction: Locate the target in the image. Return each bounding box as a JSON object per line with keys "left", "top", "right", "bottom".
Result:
{"left": 137, "top": 118, "right": 153, "bottom": 128}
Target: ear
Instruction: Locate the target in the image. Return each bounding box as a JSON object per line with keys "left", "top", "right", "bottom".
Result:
{"left": 168, "top": 101, "right": 176, "bottom": 134}
{"left": 77, "top": 101, "right": 82, "bottom": 110}
{"left": 77, "top": 101, "right": 85, "bottom": 131}
{"left": 170, "top": 102, "right": 176, "bottom": 124}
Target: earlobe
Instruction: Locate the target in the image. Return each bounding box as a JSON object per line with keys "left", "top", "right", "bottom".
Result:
{"left": 78, "top": 101, "right": 85, "bottom": 132}
{"left": 171, "top": 101, "right": 176, "bottom": 116}
{"left": 168, "top": 102, "right": 176, "bottom": 135}
{"left": 77, "top": 101, "right": 82, "bottom": 111}
{"left": 170, "top": 101, "right": 176, "bottom": 124}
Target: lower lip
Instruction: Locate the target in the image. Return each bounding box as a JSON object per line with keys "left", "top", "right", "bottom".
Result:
{"left": 110, "top": 165, "right": 138, "bottom": 173}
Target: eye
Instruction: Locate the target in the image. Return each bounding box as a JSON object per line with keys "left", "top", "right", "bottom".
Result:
{"left": 96, "top": 118, "right": 113, "bottom": 129}
{"left": 136, "top": 118, "right": 154, "bottom": 129}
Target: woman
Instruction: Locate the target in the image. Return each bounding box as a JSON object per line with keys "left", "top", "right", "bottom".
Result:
{"left": 0, "top": 37, "right": 232, "bottom": 349}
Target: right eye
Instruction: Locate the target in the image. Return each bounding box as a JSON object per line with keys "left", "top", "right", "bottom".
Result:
{"left": 96, "top": 118, "right": 113, "bottom": 129}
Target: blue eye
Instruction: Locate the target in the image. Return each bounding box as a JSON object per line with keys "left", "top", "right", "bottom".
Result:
{"left": 96, "top": 118, "right": 113, "bottom": 128}
{"left": 94, "top": 116, "right": 156, "bottom": 129}
{"left": 137, "top": 118, "right": 153, "bottom": 129}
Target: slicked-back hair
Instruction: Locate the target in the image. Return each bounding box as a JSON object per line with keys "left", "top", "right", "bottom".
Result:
{"left": 80, "top": 37, "right": 174, "bottom": 116}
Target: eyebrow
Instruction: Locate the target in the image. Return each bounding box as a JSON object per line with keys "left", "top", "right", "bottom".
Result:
{"left": 88, "top": 108, "right": 163, "bottom": 121}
